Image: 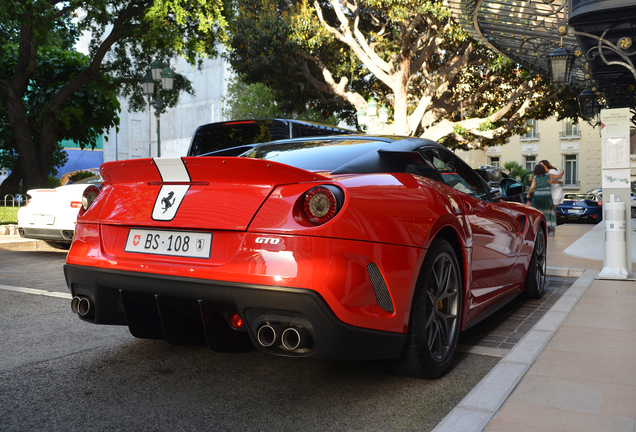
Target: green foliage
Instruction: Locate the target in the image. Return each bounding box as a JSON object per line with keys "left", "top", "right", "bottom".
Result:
{"left": 503, "top": 161, "right": 529, "bottom": 181}
{"left": 1, "top": 45, "right": 120, "bottom": 149}
{"left": 67, "top": 171, "right": 97, "bottom": 183}
{"left": 226, "top": 0, "right": 582, "bottom": 147}
{"left": 227, "top": 0, "right": 359, "bottom": 125}
{"left": 477, "top": 119, "right": 495, "bottom": 131}
{"left": 1, "top": 0, "right": 232, "bottom": 191}
{"left": 453, "top": 124, "right": 468, "bottom": 136}
{"left": 224, "top": 75, "right": 339, "bottom": 124}
{"left": 47, "top": 176, "right": 62, "bottom": 188}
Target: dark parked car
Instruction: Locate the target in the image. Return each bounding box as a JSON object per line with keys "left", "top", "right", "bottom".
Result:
{"left": 187, "top": 119, "right": 357, "bottom": 156}
{"left": 475, "top": 165, "right": 508, "bottom": 188}
{"left": 475, "top": 165, "right": 526, "bottom": 203}
{"left": 556, "top": 192, "right": 603, "bottom": 224}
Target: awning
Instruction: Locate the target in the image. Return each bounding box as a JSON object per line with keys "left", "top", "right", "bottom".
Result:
{"left": 57, "top": 149, "right": 103, "bottom": 179}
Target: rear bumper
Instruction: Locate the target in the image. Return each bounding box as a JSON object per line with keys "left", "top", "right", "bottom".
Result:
{"left": 556, "top": 212, "right": 601, "bottom": 223}
{"left": 64, "top": 264, "right": 406, "bottom": 361}
{"left": 18, "top": 227, "right": 74, "bottom": 241}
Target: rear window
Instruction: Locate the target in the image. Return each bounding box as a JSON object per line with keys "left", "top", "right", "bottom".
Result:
{"left": 189, "top": 121, "right": 288, "bottom": 155}
{"left": 188, "top": 120, "right": 356, "bottom": 156}
{"left": 564, "top": 194, "right": 596, "bottom": 201}
{"left": 239, "top": 139, "right": 389, "bottom": 171}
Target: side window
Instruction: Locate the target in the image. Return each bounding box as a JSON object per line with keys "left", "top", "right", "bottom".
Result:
{"left": 422, "top": 149, "right": 491, "bottom": 201}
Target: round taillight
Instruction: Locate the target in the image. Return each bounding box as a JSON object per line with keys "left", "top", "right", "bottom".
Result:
{"left": 598, "top": 200, "right": 603, "bottom": 206}
{"left": 228, "top": 313, "right": 244, "bottom": 329}
{"left": 303, "top": 185, "right": 343, "bottom": 225}
{"left": 82, "top": 185, "right": 101, "bottom": 211}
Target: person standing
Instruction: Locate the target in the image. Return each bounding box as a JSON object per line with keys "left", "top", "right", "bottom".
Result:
{"left": 527, "top": 164, "right": 556, "bottom": 235}
{"left": 541, "top": 160, "right": 564, "bottom": 215}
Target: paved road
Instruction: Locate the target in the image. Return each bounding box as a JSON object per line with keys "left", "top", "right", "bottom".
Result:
{"left": 0, "top": 244, "right": 570, "bottom": 431}
{"left": 0, "top": 247, "right": 68, "bottom": 293}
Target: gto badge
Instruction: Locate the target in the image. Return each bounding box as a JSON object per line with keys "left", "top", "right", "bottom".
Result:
{"left": 255, "top": 237, "right": 281, "bottom": 245}
{"left": 161, "top": 191, "right": 176, "bottom": 213}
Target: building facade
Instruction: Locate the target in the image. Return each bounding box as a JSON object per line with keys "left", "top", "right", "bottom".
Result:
{"left": 102, "top": 53, "right": 230, "bottom": 162}
{"left": 455, "top": 117, "right": 621, "bottom": 193}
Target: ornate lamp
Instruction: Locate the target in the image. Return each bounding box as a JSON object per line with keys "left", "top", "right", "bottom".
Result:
{"left": 548, "top": 47, "right": 575, "bottom": 85}
{"left": 367, "top": 97, "right": 378, "bottom": 116}
{"left": 378, "top": 104, "right": 389, "bottom": 123}
{"left": 141, "top": 72, "right": 155, "bottom": 96}
{"left": 161, "top": 67, "right": 175, "bottom": 91}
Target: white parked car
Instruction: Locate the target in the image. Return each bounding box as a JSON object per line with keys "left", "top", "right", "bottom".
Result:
{"left": 18, "top": 175, "right": 102, "bottom": 249}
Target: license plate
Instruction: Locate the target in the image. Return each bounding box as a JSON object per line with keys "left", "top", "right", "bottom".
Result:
{"left": 568, "top": 209, "right": 582, "bottom": 214}
{"left": 125, "top": 229, "right": 212, "bottom": 258}
{"left": 30, "top": 214, "right": 55, "bottom": 225}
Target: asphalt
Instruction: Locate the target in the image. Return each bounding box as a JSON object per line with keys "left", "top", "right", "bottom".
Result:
{"left": 2, "top": 222, "right": 636, "bottom": 431}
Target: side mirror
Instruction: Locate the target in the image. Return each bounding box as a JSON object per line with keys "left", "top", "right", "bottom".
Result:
{"left": 500, "top": 178, "right": 525, "bottom": 198}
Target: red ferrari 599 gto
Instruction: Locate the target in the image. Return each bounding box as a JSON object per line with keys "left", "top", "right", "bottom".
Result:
{"left": 64, "top": 135, "right": 546, "bottom": 378}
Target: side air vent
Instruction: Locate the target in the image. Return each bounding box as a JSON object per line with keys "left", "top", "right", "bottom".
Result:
{"left": 367, "top": 262, "right": 395, "bottom": 314}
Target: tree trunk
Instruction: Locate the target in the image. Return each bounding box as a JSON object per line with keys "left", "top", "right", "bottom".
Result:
{"left": 5, "top": 95, "right": 48, "bottom": 192}
{"left": 0, "top": 157, "right": 23, "bottom": 199}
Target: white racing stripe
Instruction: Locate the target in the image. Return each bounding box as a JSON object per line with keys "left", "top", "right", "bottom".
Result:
{"left": 152, "top": 158, "right": 191, "bottom": 221}
{"left": 154, "top": 157, "right": 191, "bottom": 181}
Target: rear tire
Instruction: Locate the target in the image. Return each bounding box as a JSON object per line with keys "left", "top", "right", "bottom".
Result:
{"left": 386, "top": 238, "right": 462, "bottom": 379}
{"left": 525, "top": 227, "right": 546, "bottom": 299}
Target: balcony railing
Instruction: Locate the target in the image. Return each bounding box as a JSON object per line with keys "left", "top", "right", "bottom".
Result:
{"left": 559, "top": 130, "right": 581, "bottom": 139}
{"left": 520, "top": 133, "right": 540, "bottom": 141}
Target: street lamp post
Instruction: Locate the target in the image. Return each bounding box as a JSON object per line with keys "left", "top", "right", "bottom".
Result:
{"left": 357, "top": 97, "right": 390, "bottom": 134}
{"left": 141, "top": 60, "right": 175, "bottom": 158}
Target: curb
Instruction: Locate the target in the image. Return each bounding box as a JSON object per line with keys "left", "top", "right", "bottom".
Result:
{"left": 432, "top": 268, "right": 598, "bottom": 432}
{"left": 546, "top": 266, "right": 586, "bottom": 278}
{"left": 0, "top": 238, "right": 59, "bottom": 252}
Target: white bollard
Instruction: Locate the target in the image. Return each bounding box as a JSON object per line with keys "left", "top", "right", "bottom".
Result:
{"left": 598, "top": 194, "right": 629, "bottom": 279}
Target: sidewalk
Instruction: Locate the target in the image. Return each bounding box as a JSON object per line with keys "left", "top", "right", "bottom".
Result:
{"left": 0, "top": 234, "right": 58, "bottom": 251}
{"left": 436, "top": 222, "right": 636, "bottom": 432}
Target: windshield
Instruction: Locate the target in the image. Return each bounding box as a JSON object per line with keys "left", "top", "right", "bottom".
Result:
{"left": 238, "top": 139, "right": 391, "bottom": 171}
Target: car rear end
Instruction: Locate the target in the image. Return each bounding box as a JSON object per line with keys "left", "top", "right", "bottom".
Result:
{"left": 17, "top": 184, "right": 88, "bottom": 242}
{"left": 556, "top": 193, "right": 603, "bottom": 224}
{"left": 63, "top": 154, "right": 444, "bottom": 361}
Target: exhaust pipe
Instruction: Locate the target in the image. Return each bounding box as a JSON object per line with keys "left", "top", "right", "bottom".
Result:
{"left": 281, "top": 327, "right": 312, "bottom": 350}
{"left": 70, "top": 296, "right": 81, "bottom": 314}
{"left": 257, "top": 324, "right": 283, "bottom": 347}
{"left": 78, "top": 298, "right": 91, "bottom": 316}
{"left": 70, "top": 296, "right": 92, "bottom": 317}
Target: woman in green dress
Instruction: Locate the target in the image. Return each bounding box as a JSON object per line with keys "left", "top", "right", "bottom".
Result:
{"left": 527, "top": 164, "right": 556, "bottom": 235}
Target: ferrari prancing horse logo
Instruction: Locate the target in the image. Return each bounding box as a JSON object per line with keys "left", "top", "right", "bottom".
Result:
{"left": 161, "top": 191, "right": 176, "bottom": 213}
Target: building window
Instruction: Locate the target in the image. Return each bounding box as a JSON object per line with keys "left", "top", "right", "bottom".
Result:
{"left": 563, "top": 154, "right": 578, "bottom": 187}
{"left": 488, "top": 156, "right": 500, "bottom": 167}
{"left": 524, "top": 156, "right": 537, "bottom": 172}
{"left": 560, "top": 119, "right": 580, "bottom": 138}
{"left": 522, "top": 119, "right": 539, "bottom": 140}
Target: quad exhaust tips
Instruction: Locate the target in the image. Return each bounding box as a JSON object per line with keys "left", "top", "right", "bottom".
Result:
{"left": 257, "top": 324, "right": 283, "bottom": 347}
{"left": 70, "top": 296, "right": 92, "bottom": 317}
{"left": 256, "top": 323, "right": 313, "bottom": 351}
{"left": 281, "top": 327, "right": 311, "bottom": 350}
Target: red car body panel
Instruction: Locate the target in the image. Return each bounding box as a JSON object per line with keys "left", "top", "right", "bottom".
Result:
{"left": 64, "top": 137, "right": 546, "bottom": 364}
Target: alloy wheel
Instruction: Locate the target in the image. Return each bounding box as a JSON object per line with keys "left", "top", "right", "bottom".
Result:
{"left": 425, "top": 253, "right": 460, "bottom": 362}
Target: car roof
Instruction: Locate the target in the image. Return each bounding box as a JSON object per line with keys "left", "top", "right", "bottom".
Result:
{"left": 204, "top": 134, "right": 449, "bottom": 175}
